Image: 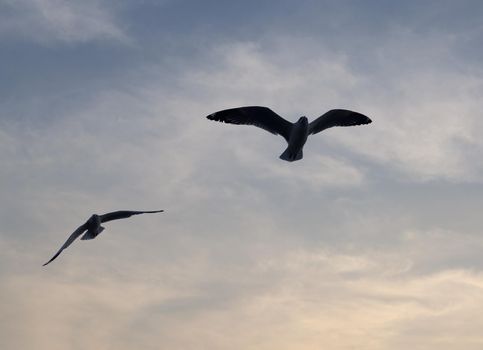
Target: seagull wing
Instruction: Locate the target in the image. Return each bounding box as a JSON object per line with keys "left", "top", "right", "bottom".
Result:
{"left": 206, "top": 106, "right": 293, "bottom": 142}
{"left": 43, "top": 222, "right": 88, "bottom": 266}
{"left": 308, "top": 109, "right": 372, "bottom": 135}
{"left": 99, "top": 210, "right": 164, "bottom": 223}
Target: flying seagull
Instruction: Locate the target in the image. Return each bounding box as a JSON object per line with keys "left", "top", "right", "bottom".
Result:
{"left": 206, "top": 106, "right": 372, "bottom": 161}
{"left": 43, "top": 210, "right": 164, "bottom": 266}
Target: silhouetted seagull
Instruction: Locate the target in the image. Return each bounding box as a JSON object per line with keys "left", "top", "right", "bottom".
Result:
{"left": 207, "top": 106, "right": 372, "bottom": 161}
{"left": 43, "top": 210, "right": 164, "bottom": 266}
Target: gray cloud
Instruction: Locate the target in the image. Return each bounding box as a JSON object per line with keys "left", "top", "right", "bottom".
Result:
{"left": 0, "top": 0, "right": 128, "bottom": 44}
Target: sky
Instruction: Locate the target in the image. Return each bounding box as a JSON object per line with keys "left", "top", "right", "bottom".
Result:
{"left": 2, "top": 0, "right": 483, "bottom": 349}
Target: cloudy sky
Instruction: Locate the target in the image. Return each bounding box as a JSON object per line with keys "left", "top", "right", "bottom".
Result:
{"left": 2, "top": 0, "right": 483, "bottom": 349}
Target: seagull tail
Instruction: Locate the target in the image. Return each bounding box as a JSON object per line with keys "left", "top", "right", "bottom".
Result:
{"left": 81, "top": 226, "right": 105, "bottom": 240}
{"left": 279, "top": 148, "right": 303, "bottom": 162}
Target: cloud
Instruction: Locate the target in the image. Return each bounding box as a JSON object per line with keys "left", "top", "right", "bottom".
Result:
{"left": 4, "top": 229, "right": 483, "bottom": 350}
{"left": 0, "top": 0, "right": 128, "bottom": 44}
{"left": 2, "top": 4, "right": 483, "bottom": 348}
{"left": 323, "top": 29, "right": 483, "bottom": 182}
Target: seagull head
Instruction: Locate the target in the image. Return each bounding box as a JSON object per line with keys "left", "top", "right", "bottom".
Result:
{"left": 297, "top": 116, "right": 308, "bottom": 125}
{"left": 87, "top": 214, "right": 101, "bottom": 227}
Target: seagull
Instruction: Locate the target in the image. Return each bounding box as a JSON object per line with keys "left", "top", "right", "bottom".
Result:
{"left": 43, "top": 210, "right": 164, "bottom": 266}
{"left": 206, "top": 106, "right": 372, "bottom": 161}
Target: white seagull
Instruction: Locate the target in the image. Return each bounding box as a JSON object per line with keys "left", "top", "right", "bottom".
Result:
{"left": 43, "top": 210, "right": 164, "bottom": 266}
{"left": 207, "top": 106, "right": 372, "bottom": 161}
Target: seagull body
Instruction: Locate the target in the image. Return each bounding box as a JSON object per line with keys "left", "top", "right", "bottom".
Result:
{"left": 43, "top": 210, "right": 164, "bottom": 266}
{"left": 206, "top": 106, "right": 372, "bottom": 161}
{"left": 282, "top": 116, "right": 309, "bottom": 161}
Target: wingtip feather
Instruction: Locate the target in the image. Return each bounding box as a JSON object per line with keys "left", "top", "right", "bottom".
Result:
{"left": 42, "top": 256, "right": 56, "bottom": 266}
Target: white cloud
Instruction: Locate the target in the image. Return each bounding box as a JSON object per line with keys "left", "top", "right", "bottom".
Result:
{"left": 4, "top": 230, "right": 483, "bottom": 350}
{"left": 0, "top": 0, "right": 127, "bottom": 44}
{"left": 234, "top": 148, "right": 366, "bottom": 189}
{"left": 186, "top": 41, "right": 359, "bottom": 115}
{"left": 324, "top": 31, "right": 483, "bottom": 182}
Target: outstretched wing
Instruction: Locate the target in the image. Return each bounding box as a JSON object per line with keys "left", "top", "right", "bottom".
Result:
{"left": 309, "top": 109, "right": 372, "bottom": 135}
{"left": 206, "top": 106, "right": 293, "bottom": 142}
{"left": 100, "top": 210, "right": 164, "bottom": 223}
{"left": 43, "top": 223, "right": 88, "bottom": 266}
